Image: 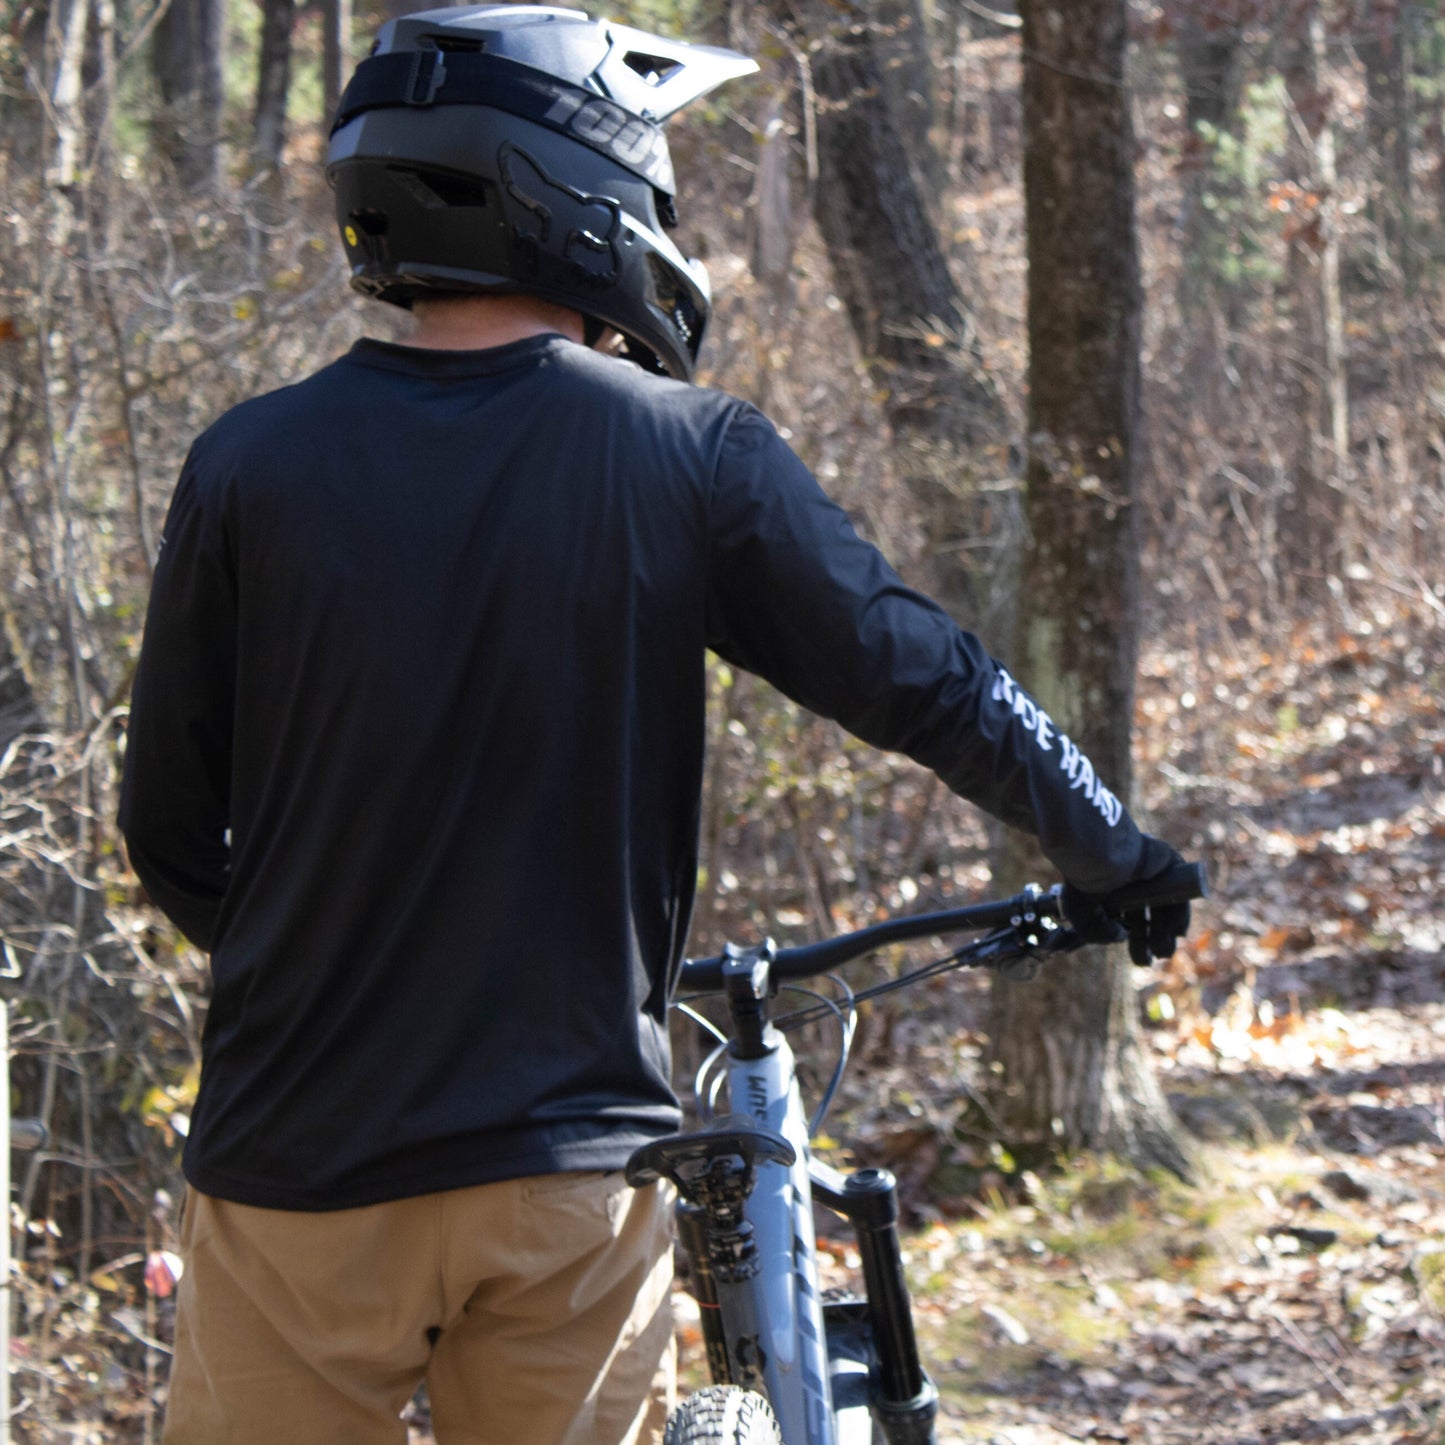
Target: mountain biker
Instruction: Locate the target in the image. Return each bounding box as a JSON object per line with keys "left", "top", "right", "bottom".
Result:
{"left": 118, "top": 8, "right": 1191, "bottom": 1443}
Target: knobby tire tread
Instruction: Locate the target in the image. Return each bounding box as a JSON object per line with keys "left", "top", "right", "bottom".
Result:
{"left": 663, "top": 1385, "right": 784, "bottom": 1445}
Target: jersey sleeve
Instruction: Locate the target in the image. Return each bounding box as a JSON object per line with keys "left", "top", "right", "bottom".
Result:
{"left": 118, "top": 452, "right": 236, "bottom": 950}
{"left": 703, "top": 404, "right": 1153, "bottom": 894}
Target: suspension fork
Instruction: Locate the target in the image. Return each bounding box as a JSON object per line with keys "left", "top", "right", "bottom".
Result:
{"left": 812, "top": 1161, "right": 939, "bottom": 1444}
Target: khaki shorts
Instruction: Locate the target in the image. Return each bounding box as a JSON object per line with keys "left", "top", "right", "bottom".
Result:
{"left": 163, "top": 1173, "right": 675, "bottom": 1445}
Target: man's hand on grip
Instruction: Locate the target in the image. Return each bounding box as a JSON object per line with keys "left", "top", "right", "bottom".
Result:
{"left": 1062, "top": 836, "right": 1191, "bottom": 966}
{"left": 1059, "top": 885, "right": 1127, "bottom": 949}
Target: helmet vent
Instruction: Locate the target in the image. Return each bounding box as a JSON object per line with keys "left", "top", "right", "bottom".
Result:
{"left": 427, "top": 35, "right": 486, "bottom": 53}
{"left": 647, "top": 252, "right": 700, "bottom": 347}
{"left": 393, "top": 167, "right": 493, "bottom": 210}
{"left": 623, "top": 51, "right": 685, "bottom": 87}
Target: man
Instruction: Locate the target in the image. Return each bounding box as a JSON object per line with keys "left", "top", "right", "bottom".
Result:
{"left": 119, "top": 8, "right": 1189, "bottom": 1443}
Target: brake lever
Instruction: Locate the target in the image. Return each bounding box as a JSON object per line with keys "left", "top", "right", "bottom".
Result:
{"left": 965, "top": 905, "right": 1074, "bottom": 982}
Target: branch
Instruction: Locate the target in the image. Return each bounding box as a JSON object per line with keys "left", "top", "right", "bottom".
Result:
{"left": 961, "top": 0, "right": 1021, "bottom": 29}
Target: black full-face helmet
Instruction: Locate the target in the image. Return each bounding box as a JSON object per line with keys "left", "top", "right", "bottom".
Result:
{"left": 327, "top": 5, "right": 756, "bottom": 380}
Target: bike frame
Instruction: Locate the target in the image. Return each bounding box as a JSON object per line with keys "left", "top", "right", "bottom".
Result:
{"left": 628, "top": 865, "right": 1206, "bottom": 1445}
{"left": 721, "top": 996, "right": 837, "bottom": 1442}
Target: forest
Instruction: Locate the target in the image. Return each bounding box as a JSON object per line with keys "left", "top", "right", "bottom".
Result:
{"left": 0, "top": 0, "right": 1442, "bottom": 1439}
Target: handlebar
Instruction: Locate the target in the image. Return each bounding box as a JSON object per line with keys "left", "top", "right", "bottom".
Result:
{"left": 679, "top": 860, "right": 1207, "bottom": 994}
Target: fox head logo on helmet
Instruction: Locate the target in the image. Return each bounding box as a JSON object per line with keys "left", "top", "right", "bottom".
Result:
{"left": 499, "top": 143, "right": 623, "bottom": 289}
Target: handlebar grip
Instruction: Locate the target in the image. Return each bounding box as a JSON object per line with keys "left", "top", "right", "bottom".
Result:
{"left": 1098, "top": 860, "right": 1208, "bottom": 914}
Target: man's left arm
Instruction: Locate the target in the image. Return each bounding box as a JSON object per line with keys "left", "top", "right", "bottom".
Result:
{"left": 119, "top": 456, "right": 236, "bottom": 952}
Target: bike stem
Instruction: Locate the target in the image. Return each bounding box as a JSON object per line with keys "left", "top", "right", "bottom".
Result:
{"left": 721, "top": 939, "right": 778, "bottom": 1059}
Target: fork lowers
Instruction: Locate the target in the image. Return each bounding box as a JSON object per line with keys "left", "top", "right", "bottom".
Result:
{"left": 841, "top": 1168, "right": 939, "bottom": 1443}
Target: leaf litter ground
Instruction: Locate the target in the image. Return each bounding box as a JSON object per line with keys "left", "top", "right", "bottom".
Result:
{"left": 941, "top": 607, "right": 1437, "bottom": 1444}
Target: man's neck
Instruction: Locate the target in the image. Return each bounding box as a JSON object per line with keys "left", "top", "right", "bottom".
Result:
{"left": 405, "top": 294, "right": 586, "bottom": 351}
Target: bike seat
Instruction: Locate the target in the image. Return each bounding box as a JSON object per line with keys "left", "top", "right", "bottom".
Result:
{"left": 625, "top": 1114, "right": 797, "bottom": 1190}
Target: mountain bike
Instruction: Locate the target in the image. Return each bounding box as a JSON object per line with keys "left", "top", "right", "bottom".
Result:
{"left": 627, "top": 861, "right": 1207, "bottom": 1445}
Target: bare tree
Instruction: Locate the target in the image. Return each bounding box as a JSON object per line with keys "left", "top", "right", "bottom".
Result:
{"left": 153, "top": 0, "right": 227, "bottom": 191}
{"left": 1359, "top": 0, "right": 1417, "bottom": 290}
{"left": 322, "top": 0, "right": 355, "bottom": 126}
{"left": 769, "top": 0, "right": 1016, "bottom": 643}
{"left": 984, "top": 0, "right": 1193, "bottom": 1179}
{"left": 254, "top": 0, "right": 297, "bottom": 171}
{"left": 46, "top": 0, "right": 91, "bottom": 190}
{"left": 1280, "top": 0, "right": 1352, "bottom": 581}
{"left": 1172, "top": 0, "right": 1249, "bottom": 316}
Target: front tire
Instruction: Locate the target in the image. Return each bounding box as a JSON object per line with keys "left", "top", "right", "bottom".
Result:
{"left": 663, "top": 1386, "right": 784, "bottom": 1445}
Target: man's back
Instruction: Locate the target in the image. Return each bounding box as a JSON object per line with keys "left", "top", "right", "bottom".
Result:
{"left": 123, "top": 326, "right": 1176, "bottom": 1214}
{"left": 123, "top": 335, "right": 744, "bottom": 1208}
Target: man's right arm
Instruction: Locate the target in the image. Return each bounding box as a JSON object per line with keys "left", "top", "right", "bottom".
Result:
{"left": 702, "top": 404, "right": 1172, "bottom": 898}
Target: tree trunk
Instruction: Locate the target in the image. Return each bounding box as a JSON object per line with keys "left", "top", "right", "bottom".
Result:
{"left": 89, "top": 0, "right": 117, "bottom": 175}
{"left": 1359, "top": 0, "right": 1416, "bottom": 291}
{"left": 985, "top": 0, "right": 1191, "bottom": 1180}
{"left": 322, "top": 0, "right": 354, "bottom": 128}
{"left": 254, "top": 0, "right": 297, "bottom": 172}
{"left": 46, "top": 0, "right": 91, "bottom": 190}
{"left": 874, "top": 0, "right": 943, "bottom": 195}
{"left": 1280, "top": 0, "right": 1351, "bottom": 586}
{"left": 1174, "top": 0, "right": 1246, "bottom": 317}
{"left": 152, "top": 0, "right": 226, "bottom": 191}
{"left": 790, "top": 1, "right": 1016, "bottom": 646}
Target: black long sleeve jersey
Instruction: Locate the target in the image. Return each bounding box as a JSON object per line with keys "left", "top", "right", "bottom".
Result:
{"left": 120, "top": 334, "right": 1161, "bottom": 1211}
